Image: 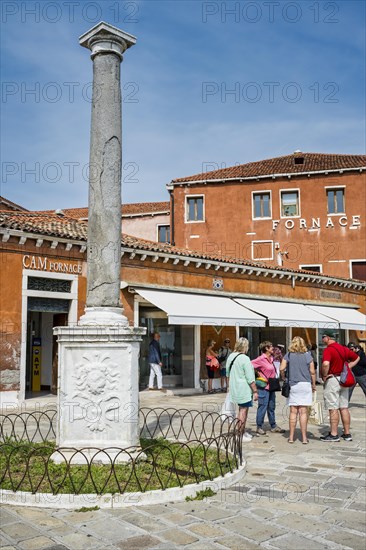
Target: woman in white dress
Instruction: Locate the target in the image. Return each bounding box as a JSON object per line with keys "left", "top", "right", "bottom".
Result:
{"left": 280, "top": 337, "right": 316, "bottom": 444}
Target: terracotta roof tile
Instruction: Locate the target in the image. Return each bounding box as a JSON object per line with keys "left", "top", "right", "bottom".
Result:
{"left": 0, "top": 212, "right": 88, "bottom": 240}
{"left": 171, "top": 153, "right": 366, "bottom": 183}
{"left": 38, "top": 202, "right": 170, "bottom": 219}
{"left": 122, "top": 201, "right": 170, "bottom": 215}
{"left": 0, "top": 196, "right": 29, "bottom": 212}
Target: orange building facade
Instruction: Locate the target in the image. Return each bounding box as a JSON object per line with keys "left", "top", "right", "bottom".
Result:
{"left": 168, "top": 153, "right": 366, "bottom": 280}
{"left": 1, "top": 209, "right": 365, "bottom": 406}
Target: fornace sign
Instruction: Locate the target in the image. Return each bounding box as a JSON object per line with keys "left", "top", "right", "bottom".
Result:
{"left": 272, "top": 215, "right": 361, "bottom": 231}
{"left": 22, "top": 255, "right": 82, "bottom": 274}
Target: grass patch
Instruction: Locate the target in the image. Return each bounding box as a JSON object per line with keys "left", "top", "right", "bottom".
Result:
{"left": 75, "top": 506, "right": 100, "bottom": 512}
{"left": 0, "top": 438, "right": 236, "bottom": 495}
{"left": 186, "top": 488, "right": 217, "bottom": 501}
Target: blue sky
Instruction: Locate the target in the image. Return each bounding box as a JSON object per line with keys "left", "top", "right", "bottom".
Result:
{"left": 1, "top": 0, "right": 365, "bottom": 210}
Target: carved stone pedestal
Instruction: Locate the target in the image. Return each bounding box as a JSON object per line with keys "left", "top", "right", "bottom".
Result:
{"left": 52, "top": 322, "right": 145, "bottom": 464}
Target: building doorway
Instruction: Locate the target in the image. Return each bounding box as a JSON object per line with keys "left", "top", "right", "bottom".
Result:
{"left": 25, "top": 305, "right": 68, "bottom": 397}
{"left": 20, "top": 269, "right": 78, "bottom": 401}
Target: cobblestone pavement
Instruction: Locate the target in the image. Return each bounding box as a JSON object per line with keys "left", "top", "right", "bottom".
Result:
{"left": 0, "top": 387, "right": 365, "bottom": 549}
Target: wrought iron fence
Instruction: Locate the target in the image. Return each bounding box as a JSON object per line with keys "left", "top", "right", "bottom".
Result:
{"left": 0, "top": 408, "right": 243, "bottom": 495}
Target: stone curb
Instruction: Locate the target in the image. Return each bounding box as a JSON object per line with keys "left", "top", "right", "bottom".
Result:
{"left": 0, "top": 460, "right": 246, "bottom": 509}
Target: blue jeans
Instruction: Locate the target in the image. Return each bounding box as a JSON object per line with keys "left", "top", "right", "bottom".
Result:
{"left": 256, "top": 389, "right": 277, "bottom": 428}
{"left": 349, "top": 374, "right": 366, "bottom": 401}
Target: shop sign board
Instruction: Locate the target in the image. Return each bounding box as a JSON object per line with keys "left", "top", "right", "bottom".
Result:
{"left": 23, "top": 255, "right": 82, "bottom": 274}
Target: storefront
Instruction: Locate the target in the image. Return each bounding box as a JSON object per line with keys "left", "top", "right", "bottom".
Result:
{"left": 130, "top": 287, "right": 366, "bottom": 389}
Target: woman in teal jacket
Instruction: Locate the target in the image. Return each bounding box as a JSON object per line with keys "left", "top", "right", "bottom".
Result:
{"left": 226, "top": 337, "right": 258, "bottom": 441}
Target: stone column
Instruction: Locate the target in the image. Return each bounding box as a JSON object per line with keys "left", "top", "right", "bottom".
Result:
{"left": 53, "top": 23, "right": 145, "bottom": 464}
{"left": 79, "top": 22, "right": 136, "bottom": 324}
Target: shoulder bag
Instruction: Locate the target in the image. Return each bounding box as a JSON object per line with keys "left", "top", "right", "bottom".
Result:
{"left": 333, "top": 347, "right": 356, "bottom": 388}
{"left": 281, "top": 353, "right": 290, "bottom": 397}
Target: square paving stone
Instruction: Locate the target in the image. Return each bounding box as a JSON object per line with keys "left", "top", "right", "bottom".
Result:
{"left": 159, "top": 528, "right": 198, "bottom": 546}
{"left": 18, "top": 536, "right": 54, "bottom": 550}
{"left": 188, "top": 542, "right": 224, "bottom": 550}
{"left": 161, "top": 512, "right": 198, "bottom": 526}
{"left": 276, "top": 514, "right": 328, "bottom": 535}
{"left": 249, "top": 507, "right": 277, "bottom": 520}
{"left": 0, "top": 509, "right": 18, "bottom": 526}
{"left": 327, "top": 530, "right": 366, "bottom": 549}
{"left": 56, "top": 533, "right": 102, "bottom": 550}
{"left": 122, "top": 513, "right": 168, "bottom": 533}
{"left": 61, "top": 510, "right": 101, "bottom": 524}
{"left": 329, "top": 477, "right": 366, "bottom": 488}
{"left": 347, "top": 502, "right": 366, "bottom": 512}
{"left": 1, "top": 524, "right": 42, "bottom": 542}
{"left": 302, "top": 495, "right": 344, "bottom": 507}
{"left": 85, "top": 518, "right": 146, "bottom": 542}
{"left": 268, "top": 534, "right": 333, "bottom": 550}
{"left": 116, "top": 534, "right": 162, "bottom": 549}
{"left": 188, "top": 506, "right": 235, "bottom": 521}
{"left": 139, "top": 504, "right": 170, "bottom": 516}
{"left": 323, "top": 509, "right": 366, "bottom": 532}
{"left": 187, "top": 522, "right": 226, "bottom": 537}
{"left": 216, "top": 535, "right": 261, "bottom": 549}
{"left": 220, "top": 516, "right": 283, "bottom": 542}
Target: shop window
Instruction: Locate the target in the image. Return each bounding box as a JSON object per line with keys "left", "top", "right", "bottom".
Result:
{"left": 281, "top": 190, "right": 299, "bottom": 217}
{"left": 28, "top": 277, "right": 71, "bottom": 293}
{"left": 157, "top": 225, "right": 170, "bottom": 243}
{"left": 186, "top": 196, "right": 204, "bottom": 222}
{"left": 327, "top": 188, "right": 345, "bottom": 214}
{"left": 253, "top": 192, "right": 271, "bottom": 218}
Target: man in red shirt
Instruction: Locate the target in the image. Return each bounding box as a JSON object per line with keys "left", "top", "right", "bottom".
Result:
{"left": 321, "top": 330, "right": 359, "bottom": 442}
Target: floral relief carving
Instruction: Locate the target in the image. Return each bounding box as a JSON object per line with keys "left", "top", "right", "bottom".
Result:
{"left": 73, "top": 352, "right": 120, "bottom": 433}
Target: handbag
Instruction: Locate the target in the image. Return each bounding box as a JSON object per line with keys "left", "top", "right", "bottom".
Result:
{"left": 281, "top": 380, "right": 290, "bottom": 397}
{"left": 268, "top": 377, "right": 281, "bottom": 392}
{"left": 281, "top": 352, "right": 291, "bottom": 397}
{"left": 220, "top": 392, "right": 236, "bottom": 420}
{"left": 307, "top": 391, "right": 324, "bottom": 425}
{"left": 333, "top": 347, "right": 356, "bottom": 388}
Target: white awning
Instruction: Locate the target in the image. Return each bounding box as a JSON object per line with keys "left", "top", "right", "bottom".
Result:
{"left": 233, "top": 298, "right": 338, "bottom": 329}
{"left": 306, "top": 305, "right": 366, "bottom": 331}
{"left": 135, "top": 289, "right": 266, "bottom": 326}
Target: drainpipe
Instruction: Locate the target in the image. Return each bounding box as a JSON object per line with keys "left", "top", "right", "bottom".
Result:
{"left": 169, "top": 189, "right": 175, "bottom": 246}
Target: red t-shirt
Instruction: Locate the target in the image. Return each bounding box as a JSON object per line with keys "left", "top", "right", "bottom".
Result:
{"left": 323, "top": 342, "right": 359, "bottom": 375}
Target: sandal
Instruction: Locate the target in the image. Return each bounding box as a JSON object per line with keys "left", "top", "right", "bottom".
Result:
{"left": 288, "top": 439, "right": 294, "bottom": 444}
{"left": 302, "top": 440, "right": 309, "bottom": 445}
{"left": 208, "top": 390, "right": 214, "bottom": 394}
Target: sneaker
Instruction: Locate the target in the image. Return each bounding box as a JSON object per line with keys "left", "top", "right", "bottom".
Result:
{"left": 320, "top": 433, "right": 340, "bottom": 442}
{"left": 256, "top": 427, "right": 266, "bottom": 435}
{"left": 270, "top": 426, "right": 286, "bottom": 434}
{"left": 242, "top": 433, "right": 252, "bottom": 442}
{"left": 341, "top": 433, "right": 352, "bottom": 441}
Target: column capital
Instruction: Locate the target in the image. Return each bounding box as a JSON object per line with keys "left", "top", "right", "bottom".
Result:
{"left": 79, "top": 21, "right": 136, "bottom": 60}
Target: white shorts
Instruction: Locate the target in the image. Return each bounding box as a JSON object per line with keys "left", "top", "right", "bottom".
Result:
{"left": 323, "top": 376, "right": 349, "bottom": 410}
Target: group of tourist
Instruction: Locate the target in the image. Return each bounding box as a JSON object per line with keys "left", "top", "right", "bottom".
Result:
{"left": 210, "top": 331, "right": 363, "bottom": 444}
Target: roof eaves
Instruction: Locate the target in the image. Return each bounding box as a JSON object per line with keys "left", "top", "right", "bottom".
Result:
{"left": 120, "top": 244, "right": 366, "bottom": 290}
{"left": 169, "top": 166, "right": 366, "bottom": 187}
